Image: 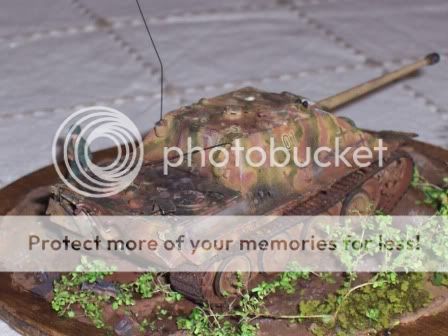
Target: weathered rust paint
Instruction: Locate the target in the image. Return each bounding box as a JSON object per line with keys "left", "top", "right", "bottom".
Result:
{"left": 2, "top": 52, "right": 443, "bottom": 333}
{"left": 0, "top": 138, "right": 447, "bottom": 336}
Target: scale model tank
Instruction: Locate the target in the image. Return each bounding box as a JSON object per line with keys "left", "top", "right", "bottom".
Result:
{"left": 46, "top": 53, "right": 440, "bottom": 303}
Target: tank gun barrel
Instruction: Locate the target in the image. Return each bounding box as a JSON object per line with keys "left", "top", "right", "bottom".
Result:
{"left": 317, "top": 53, "right": 440, "bottom": 112}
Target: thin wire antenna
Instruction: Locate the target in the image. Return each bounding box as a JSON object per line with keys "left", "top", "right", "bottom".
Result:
{"left": 135, "top": 0, "right": 164, "bottom": 121}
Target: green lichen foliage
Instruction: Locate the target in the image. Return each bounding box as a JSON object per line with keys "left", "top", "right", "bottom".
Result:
{"left": 299, "top": 273, "right": 429, "bottom": 335}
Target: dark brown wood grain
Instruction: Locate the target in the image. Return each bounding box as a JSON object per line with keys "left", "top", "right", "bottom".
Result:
{"left": 0, "top": 147, "right": 119, "bottom": 215}
{"left": 0, "top": 273, "right": 99, "bottom": 336}
{"left": 0, "top": 147, "right": 119, "bottom": 336}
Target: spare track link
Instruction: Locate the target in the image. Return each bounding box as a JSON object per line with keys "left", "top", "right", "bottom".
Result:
{"left": 170, "top": 272, "right": 212, "bottom": 303}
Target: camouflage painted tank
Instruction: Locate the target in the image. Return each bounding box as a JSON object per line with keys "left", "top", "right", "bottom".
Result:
{"left": 47, "top": 53, "right": 439, "bottom": 303}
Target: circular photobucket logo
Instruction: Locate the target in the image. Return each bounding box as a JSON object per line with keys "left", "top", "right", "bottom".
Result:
{"left": 52, "top": 106, "right": 143, "bottom": 198}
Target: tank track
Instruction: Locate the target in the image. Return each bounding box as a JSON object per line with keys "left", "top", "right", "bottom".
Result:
{"left": 170, "top": 151, "right": 414, "bottom": 303}
{"left": 282, "top": 151, "right": 412, "bottom": 215}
